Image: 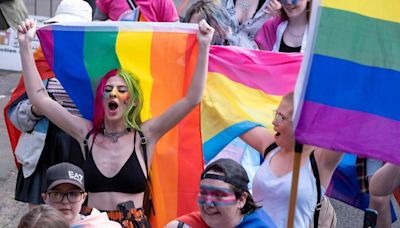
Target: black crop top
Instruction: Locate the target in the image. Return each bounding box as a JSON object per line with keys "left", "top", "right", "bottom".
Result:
{"left": 83, "top": 130, "right": 147, "bottom": 193}
{"left": 279, "top": 37, "right": 301, "bottom": 53}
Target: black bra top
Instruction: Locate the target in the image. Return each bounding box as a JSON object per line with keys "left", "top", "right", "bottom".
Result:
{"left": 83, "top": 130, "right": 147, "bottom": 194}
{"left": 279, "top": 37, "right": 301, "bottom": 53}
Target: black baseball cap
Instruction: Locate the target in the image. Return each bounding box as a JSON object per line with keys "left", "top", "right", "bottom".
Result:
{"left": 45, "top": 162, "right": 85, "bottom": 192}
{"left": 201, "top": 158, "right": 249, "bottom": 192}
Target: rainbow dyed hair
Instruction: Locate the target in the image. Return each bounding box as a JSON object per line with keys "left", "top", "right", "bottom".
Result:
{"left": 92, "top": 69, "right": 144, "bottom": 134}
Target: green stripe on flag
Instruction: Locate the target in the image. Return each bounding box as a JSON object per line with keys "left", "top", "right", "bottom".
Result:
{"left": 84, "top": 30, "right": 121, "bottom": 94}
{"left": 314, "top": 7, "right": 400, "bottom": 72}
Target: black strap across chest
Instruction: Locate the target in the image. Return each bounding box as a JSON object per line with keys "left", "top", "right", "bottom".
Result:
{"left": 83, "top": 129, "right": 148, "bottom": 193}
{"left": 263, "top": 142, "right": 321, "bottom": 228}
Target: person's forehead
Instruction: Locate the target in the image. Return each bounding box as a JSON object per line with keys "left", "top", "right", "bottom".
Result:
{"left": 106, "top": 75, "right": 126, "bottom": 85}
{"left": 51, "top": 183, "right": 80, "bottom": 191}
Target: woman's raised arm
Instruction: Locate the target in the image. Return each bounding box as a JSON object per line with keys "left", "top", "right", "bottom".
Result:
{"left": 142, "top": 20, "right": 214, "bottom": 141}
{"left": 17, "top": 19, "right": 90, "bottom": 141}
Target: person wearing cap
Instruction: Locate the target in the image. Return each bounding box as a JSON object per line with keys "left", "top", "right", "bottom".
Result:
{"left": 42, "top": 162, "right": 88, "bottom": 224}
{"left": 165, "top": 158, "right": 277, "bottom": 228}
{"left": 6, "top": 0, "right": 92, "bottom": 209}
{"left": 43, "top": 162, "right": 121, "bottom": 227}
{"left": 44, "top": 0, "right": 92, "bottom": 24}
{"left": 93, "top": 0, "right": 179, "bottom": 22}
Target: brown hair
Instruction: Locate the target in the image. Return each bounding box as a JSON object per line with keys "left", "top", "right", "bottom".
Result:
{"left": 280, "top": 0, "right": 312, "bottom": 21}
{"left": 18, "top": 205, "right": 69, "bottom": 228}
{"left": 182, "top": 0, "right": 231, "bottom": 45}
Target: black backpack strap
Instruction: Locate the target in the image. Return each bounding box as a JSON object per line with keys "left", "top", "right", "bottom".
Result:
{"left": 127, "top": 0, "right": 137, "bottom": 9}
{"left": 263, "top": 142, "right": 278, "bottom": 159}
{"left": 137, "top": 130, "right": 148, "bottom": 175}
{"left": 137, "top": 130, "right": 155, "bottom": 215}
{"left": 83, "top": 129, "right": 95, "bottom": 159}
{"left": 310, "top": 151, "right": 321, "bottom": 228}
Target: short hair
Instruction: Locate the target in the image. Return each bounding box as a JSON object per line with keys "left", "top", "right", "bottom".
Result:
{"left": 281, "top": 92, "right": 294, "bottom": 116}
{"left": 92, "top": 69, "right": 144, "bottom": 134}
{"left": 182, "top": 0, "right": 231, "bottom": 45}
{"left": 18, "top": 205, "right": 69, "bottom": 228}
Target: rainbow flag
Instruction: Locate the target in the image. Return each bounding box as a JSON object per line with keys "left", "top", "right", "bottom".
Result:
{"left": 36, "top": 22, "right": 304, "bottom": 226}
{"left": 203, "top": 46, "right": 302, "bottom": 162}
{"left": 37, "top": 22, "right": 201, "bottom": 227}
{"left": 294, "top": 0, "right": 400, "bottom": 164}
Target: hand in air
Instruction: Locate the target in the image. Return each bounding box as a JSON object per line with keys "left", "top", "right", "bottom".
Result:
{"left": 17, "top": 19, "right": 37, "bottom": 46}
{"left": 197, "top": 19, "right": 215, "bottom": 48}
{"left": 263, "top": 0, "right": 282, "bottom": 17}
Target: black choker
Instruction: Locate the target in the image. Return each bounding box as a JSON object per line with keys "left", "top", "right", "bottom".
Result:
{"left": 103, "top": 128, "right": 131, "bottom": 143}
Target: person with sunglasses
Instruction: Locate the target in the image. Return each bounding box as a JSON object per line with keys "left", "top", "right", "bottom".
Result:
{"left": 256, "top": 0, "right": 311, "bottom": 52}
{"left": 42, "top": 162, "right": 120, "bottom": 227}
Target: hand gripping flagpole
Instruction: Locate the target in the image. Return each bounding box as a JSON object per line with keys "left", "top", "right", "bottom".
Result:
{"left": 287, "top": 141, "right": 303, "bottom": 228}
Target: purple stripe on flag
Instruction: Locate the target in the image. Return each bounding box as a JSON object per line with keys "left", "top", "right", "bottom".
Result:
{"left": 209, "top": 46, "right": 302, "bottom": 96}
{"left": 37, "top": 28, "right": 54, "bottom": 68}
{"left": 295, "top": 101, "right": 400, "bottom": 164}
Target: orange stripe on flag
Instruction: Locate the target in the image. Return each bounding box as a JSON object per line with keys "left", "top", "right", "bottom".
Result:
{"left": 149, "top": 31, "right": 199, "bottom": 227}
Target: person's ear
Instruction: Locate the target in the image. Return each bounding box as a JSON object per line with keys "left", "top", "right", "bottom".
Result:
{"left": 132, "top": 98, "right": 138, "bottom": 107}
{"left": 42, "top": 193, "right": 48, "bottom": 203}
{"left": 238, "top": 192, "right": 248, "bottom": 209}
{"left": 82, "top": 192, "right": 88, "bottom": 202}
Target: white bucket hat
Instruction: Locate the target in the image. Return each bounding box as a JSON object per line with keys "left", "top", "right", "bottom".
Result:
{"left": 44, "top": 0, "right": 92, "bottom": 24}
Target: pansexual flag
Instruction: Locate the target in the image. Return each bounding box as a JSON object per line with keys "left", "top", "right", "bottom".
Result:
{"left": 37, "top": 22, "right": 201, "bottom": 227}
{"left": 203, "top": 46, "right": 302, "bottom": 162}
{"left": 294, "top": 0, "right": 400, "bottom": 163}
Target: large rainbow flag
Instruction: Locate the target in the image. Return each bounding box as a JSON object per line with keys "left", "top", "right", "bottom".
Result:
{"left": 37, "top": 22, "right": 200, "bottom": 227}
{"left": 294, "top": 0, "right": 400, "bottom": 164}
{"left": 35, "top": 22, "right": 304, "bottom": 226}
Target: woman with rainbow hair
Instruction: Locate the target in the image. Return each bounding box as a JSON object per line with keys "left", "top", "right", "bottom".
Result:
{"left": 17, "top": 18, "right": 214, "bottom": 227}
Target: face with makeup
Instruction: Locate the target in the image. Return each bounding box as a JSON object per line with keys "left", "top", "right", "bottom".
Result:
{"left": 198, "top": 171, "right": 247, "bottom": 227}
{"left": 103, "top": 75, "right": 130, "bottom": 121}
{"left": 280, "top": 0, "right": 309, "bottom": 19}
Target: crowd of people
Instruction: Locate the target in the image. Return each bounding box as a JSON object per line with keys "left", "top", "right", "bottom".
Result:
{"left": 4, "top": 0, "right": 399, "bottom": 227}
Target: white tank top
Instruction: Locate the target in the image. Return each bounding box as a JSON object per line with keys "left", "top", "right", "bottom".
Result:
{"left": 252, "top": 147, "right": 317, "bottom": 228}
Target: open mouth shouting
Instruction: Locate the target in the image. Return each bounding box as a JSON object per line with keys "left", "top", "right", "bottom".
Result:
{"left": 108, "top": 101, "right": 118, "bottom": 111}
{"left": 106, "top": 100, "right": 120, "bottom": 116}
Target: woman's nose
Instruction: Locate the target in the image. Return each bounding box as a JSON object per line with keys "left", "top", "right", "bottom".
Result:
{"left": 110, "top": 87, "right": 118, "bottom": 98}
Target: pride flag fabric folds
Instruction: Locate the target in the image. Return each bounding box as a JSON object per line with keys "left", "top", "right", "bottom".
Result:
{"left": 203, "top": 46, "right": 302, "bottom": 162}
{"left": 36, "top": 22, "right": 304, "bottom": 226}
{"left": 294, "top": 0, "right": 400, "bottom": 164}
{"left": 37, "top": 22, "right": 201, "bottom": 227}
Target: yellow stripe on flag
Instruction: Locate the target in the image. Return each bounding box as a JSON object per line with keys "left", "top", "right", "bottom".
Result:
{"left": 116, "top": 31, "right": 154, "bottom": 121}
{"left": 202, "top": 72, "right": 280, "bottom": 142}
{"left": 322, "top": 0, "right": 400, "bottom": 23}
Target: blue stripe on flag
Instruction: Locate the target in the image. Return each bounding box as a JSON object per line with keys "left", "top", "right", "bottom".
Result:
{"left": 305, "top": 54, "right": 400, "bottom": 121}
{"left": 202, "top": 121, "right": 261, "bottom": 162}
{"left": 53, "top": 26, "right": 94, "bottom": 120}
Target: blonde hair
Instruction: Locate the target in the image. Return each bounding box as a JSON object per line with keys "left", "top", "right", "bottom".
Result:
{"left": 18, "top": 205, "right": 69, "bottom": 228}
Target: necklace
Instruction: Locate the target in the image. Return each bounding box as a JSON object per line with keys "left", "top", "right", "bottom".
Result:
{"left": 286, "top": 26, "right": 305, "bottom": 38}
{"left": 238, "top": 0, "right": 251, "bottom": 10}
{"left": 103, "top": 128, "right": 131, "bottom": 143}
